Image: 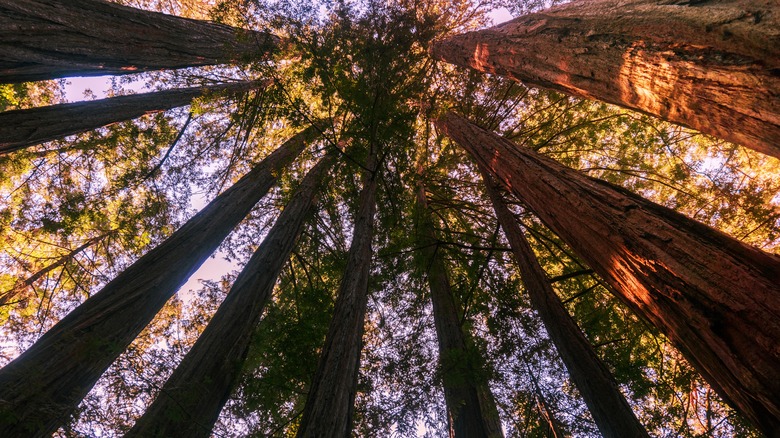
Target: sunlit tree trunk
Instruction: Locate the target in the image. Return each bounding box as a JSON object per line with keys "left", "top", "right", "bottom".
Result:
{"left": 126, "top": 154, "right": 335, "bottom": 438}
{"left": 481, "top": 167, "right": 649, "bottom": 438}
{"left": 0, "top": 0, "right": 279, "bottom": 83}
{"left": 296, "top": 149, "right": 378, "bottom": 438}
{"left": 0, "top": 126, "right": 318, "bottom": 438}
{"left": 415, "top": 182, "right": 503, "bottom": 438}
{"left": 0, "top": 81, "right": 267, "bottom": 154}
{"left": 436, "top": 112, "right": 780, "bottom": 436}
{"left": 431, "top": 0, "right": 780, "bottom": 159}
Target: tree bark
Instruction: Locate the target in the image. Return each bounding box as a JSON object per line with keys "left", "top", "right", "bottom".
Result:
{"left": 0, "top": 125, "right": 318, "bottom": 438}
{"left": 126, "top": 155, "right": 335, "bottom": 438}
{"left": 436, "top": 112, "right": 780, "bottom": 436}
{"left": 430, "top": 0, "right": 780, "bottom": 159}
{"left": 0, "top": 81, "right": 267, "bottom": 154}
{"left": 296, "top": 150, "right": 379, "bottom": 438}
{"left": 481, "top": 167, "right": 649, "bottom": 438}
{"left": 0, "top": 0, "right": 280, "bottom": 83}
{"left": 415, "top": 182, "right": 503, "bottom": 438}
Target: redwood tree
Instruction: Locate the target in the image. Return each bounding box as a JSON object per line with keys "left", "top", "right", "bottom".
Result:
{"left": 0, "top": 0, "right": 279, "bottom": 83}
{"left": 296, "top": 150, "right": 378, "bottom": 438}
{"left": 126, "top": 154, "right": 335, "bottom": 438}
{"left": 0, "top": 81, "right": 268, "bottom": 154}
{"left": 0, "top": 125, "right": 318, "bottom": 437}
{"left": 480, "top": 166, "right": 649, "bottom": 438}
{"left": 430, "top": 0, "right": 780, "bottom": 159}
{"left": 415, "top": 180, "right": 503, "bottom": 438}
{"left": 436, "top": 112, "right": 780, "bottom": 435}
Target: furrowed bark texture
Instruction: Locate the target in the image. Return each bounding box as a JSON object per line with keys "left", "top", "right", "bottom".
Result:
{"left": 436, "top": 112, "right": 780, "bottom": 436}
{"left": 0, "top": 0, "right": 280, "bottom": 83}
{"left": 415, "top": 182, "right": 503, "bottom": 438}
{"left": 0, "top": 81, "right": 266, "bottom": 154}
{"left": 296, "top": 153, "right": 379, "bottom": 438}
{"left": 126, "top": 155, "right": 334, "bottom": 438}
{"left": 0, "top": 126, "right": 317, "bottom": 437}
{"left": 430, "top": 0, "right": 780, "bottom": 159}
{"left": 481, "top": 168, "right": 649, "bottom": 438}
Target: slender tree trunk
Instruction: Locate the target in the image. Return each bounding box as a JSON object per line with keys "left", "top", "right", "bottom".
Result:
{"left": 0, "top": 126, "right": 318, "bottom": 438}
{"left": 415, "top": 182, "right": 503, "bottom": 438}
{"left": 126, "top": 155, "right": 335, "bottom": 438}
{"left": 0, "top": 81, "right": 267, "bottom": 154}
{"left": 436, "top": 112, "right": 780, "bottom": 436}
{"left": 0, "top": 231, "right": 112, "bottom": 306}
{"left": 481, "top": 167, "right": 649, "bottom": 438}
{"left": 430, "top": 0, "right": 780, "bottom": 159}
{"left": 0, "top": 0, "right": 279, "bottom": 83}
{"left": 296, "top": 150, "right": 379, "bottom": 438}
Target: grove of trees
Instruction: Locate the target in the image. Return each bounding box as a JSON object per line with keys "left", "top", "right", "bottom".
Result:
{"left": 1, "top": 0, "right": 778, "bottom": 437}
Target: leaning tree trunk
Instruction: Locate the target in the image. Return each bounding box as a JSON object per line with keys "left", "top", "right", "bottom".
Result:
{"left": 481, "top": 167, "right": 649, "bottom": 438}
{"left": 296, "top": 150, "right": 379, "bottom": 438}
{"left": 0, "top": 125, "right": 318, "bottom": 438}
{"left": 0, "top": 0, "right": 279, "bottom": 83}
{"left": 436, "top": 112, "right": 780, "bottom": 436}
{"left": 0, "top": 80, "right": 267, "bottom": 154}
{"left": 430, "top": 0, "right": 780, "bottom": 159}
{"left": 415, "top": 181, "right": 504, "bottom": 438}
{"left": 126, "top": 154, "right": 335, "bottom": 438}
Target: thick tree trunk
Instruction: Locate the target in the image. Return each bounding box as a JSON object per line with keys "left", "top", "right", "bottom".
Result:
{"left": 481, "top": 168, "right": 649, "bottom": 438}
{"left": 0, "top": 233, "right": 110, "bottom": 306}
{"left": 296, "top": 151, "right": 379, "bottom": 438}
{"left": 126, "top": 155, "right": 334, "bottom": 438}
{"left": 430, "top": 0, "right": 780, "bottom": 159}
{"left": 436, "top": 112, "right": 780, "bottom": 436}
{"left": 0, "top": 0, "right": 279, "bottom": 83}
{"left": 0, "top": 126, "right": 317, "bottom": 437}
{"left": 0, "top": 81, "right": 267, "bottom": 154}
{"left": 415, "top": 182, "right": 503, "bottom": 438}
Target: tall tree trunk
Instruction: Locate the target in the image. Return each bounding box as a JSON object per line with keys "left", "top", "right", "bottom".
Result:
{"left": 481, "top": 167, "right": 649, "bottom": 438}
{"left": 126, "top": 155, "right": 335, "bottom": 438}
{"left": 430, "top": 0, "right": 780, "bottom": 159}
{"left": 436, "top": 112, "right": 780, "bottom": 436}
{"left": 0, "top": 126, "right": 318, "bottom": 438}
{"left": 415, "top": 182, "right": 503, "bottom": 438}
{"left": 0, "top": 81, "right": 267, "bottom": 154}
{"left": 296, "top": 150, "right": 379, "bottom": 438}
{"left": 0, "top": 0, "right": 279, "bottom": 83}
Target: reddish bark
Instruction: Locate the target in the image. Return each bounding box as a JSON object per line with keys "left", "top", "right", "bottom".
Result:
{"left": 0, "top": 0, "right": 279, "bottom": 83}
{"left": 296, "top": 151, "right": 379, "bottom": 438}
{"left": 415, "top": 181, "right": 504, "bottom": 438}
{"left": 436, "top": 112, "right": 780, "bottom": 436}
{"left": 0, "top": 81, "right": 267, "bottom": 154}
{"left": 481, "top": 167, "right": 648, "bottom": 438}
{"left": 0, "top": 126, "right": 318, "bottom": 437}
{"left": 126, "top": 155, "right": 335, "bottom": 438}
{"left": 430, "top": 0, "right": 780, "bottom": 159}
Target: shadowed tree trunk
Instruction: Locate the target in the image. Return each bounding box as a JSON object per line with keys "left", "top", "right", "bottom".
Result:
{"left": 0, "top": 125, "right": 319, "bottom": 438}
{"left": 430, "top": 0, "right": 780, "bottom": 159}
{"left": 0, "top": 0, "right": 280, "bottom": 83}
{"left": 126, "top": 154, "right": 335, "bottom": 438}
{"left": 415, "top": 181, "right": 503, "bottom": 438}
{"left": 436, "top": 112, "right": 780, "bottom": 436}
{"left": 0, "top": 80, "right": 268, "bottom": 154}
{"left": 296, "top": 149, "right": 379, "bottom": 438}
{"left": 480, "top": 166, "right": 649, "bottom": 438}
{"left": 0, "top": 230, "right": 116, "bottom": 306}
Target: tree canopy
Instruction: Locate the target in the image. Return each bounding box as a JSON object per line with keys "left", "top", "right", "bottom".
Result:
{"left": 1, "top": 0, "right": 778, "bottom": 436}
